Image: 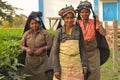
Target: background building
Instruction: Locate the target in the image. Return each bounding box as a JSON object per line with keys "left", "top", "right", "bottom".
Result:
{"left": 95, "top": 0, "right": 120, "bottom": 26}
{"left": 39, "top": 0, "right": 119, "bottom": 28}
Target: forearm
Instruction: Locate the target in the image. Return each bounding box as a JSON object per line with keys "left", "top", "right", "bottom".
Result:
{"left": 96, "top": 20, "right": 106, "bottom": 36}
{"left": 98, "top": 24, "right": 106, "bottom": 36}
{"left": 79, "top": 29, "right": 88, "bottom": 67}
{"left": 20, "top": 44, "right": 27, "bottom": 51}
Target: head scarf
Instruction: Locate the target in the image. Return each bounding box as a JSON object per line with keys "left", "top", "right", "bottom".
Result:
{"left": 76, "top": 1, "right": 92, "bottom": 12}
{"left": 58, "top": 5, "right": 76, "bottom": 18}
{"left": 57, "top": 5, "right": 75, "bottom": 29}
{"left": 76, "top": 1, "right": 96, "bottom": 20}
{"left": 23, "top": 11, "right": 46, "bottom": 33}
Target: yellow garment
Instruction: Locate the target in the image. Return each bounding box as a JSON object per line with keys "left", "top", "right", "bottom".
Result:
{"left": 68, "top": 28, "right": 72, "bottom": 35}
{"left": 53, "top": 40, "right": 84, "bottom": 80}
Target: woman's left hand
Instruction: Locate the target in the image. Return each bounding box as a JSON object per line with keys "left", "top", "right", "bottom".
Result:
{"left": 34, "top": 47, "right": 44, "bottom": 56}
{"left": 83, "top": 67, "right": 87, "bottom": 75}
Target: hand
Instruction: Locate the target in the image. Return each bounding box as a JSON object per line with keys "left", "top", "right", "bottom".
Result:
{"left": 34, "top": 47, "right": 44, "bottom": 56}
{"left": 83, "top": 67, "right": 87, "bottom": 75}
{"left": 54, "top": 72, "right": 60, "bottom": 79}
{"left": 25, "top": 47, "right": 33, "bottom": 56}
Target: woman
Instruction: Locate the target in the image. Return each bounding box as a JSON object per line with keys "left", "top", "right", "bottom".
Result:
{"left": 51, "top": 5, "right": 88, "bottom": 80}
{"left": 76, "top": 1, "right": 106, "bottom": 80}
{"left": 20, "top": 11, "right": 52, "bottom": 80}
{"left": 19, "top": 11, "right": 47, "bottom": 65}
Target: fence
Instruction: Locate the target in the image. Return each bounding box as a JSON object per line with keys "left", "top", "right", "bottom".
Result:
{"left": 105, "top": 20, "right": 120, "bottom": 51}
{"left": 104, "top": 20, "right": 119, "bottom": 74}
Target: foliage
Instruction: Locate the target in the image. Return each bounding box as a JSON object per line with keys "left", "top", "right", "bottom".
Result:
{"left": 0, "top": 28, "right": 25, "bottom": 80}
{"left": 0, "top": 1, "right": 15, "bottom": 22}
{"left": 1, "top": 20, "right": 12, "bottom": 28}
{"left": 12, "top": 14, "right": 27, "bottom": 27}
{"left": 0, "top": 14, "right": 27, "bottom": 28}
{"left": 100, "top": 50, "right": 120, "bottom": 80}
{"left": 0, "top": 41, "right": 21, "bottom": 80}
{"left": 0, "top": 1, "right": 27, "bottom": 28}
{"left": 47, "top": 28, "right": 55, "bottom": 37}
{"left": 0, "top": 0, "right": 22, "bottom": 24}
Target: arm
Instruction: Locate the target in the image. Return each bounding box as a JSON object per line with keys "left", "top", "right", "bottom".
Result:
{"left": 77, "top": 21, "right": 90, "bottom": 79}
{"left": 79, "top": 27, "right": 88, "bottom": 67}
{"left": 20, "top": 31, "right": 33, "bottom": 55}
{"left": 96, "top": 17, "right": 106, "bottom": 36}
{"left": 79, "top": 27, "right": 89, "bottom": 75}
{"left": 44, "top": 32, "right": 53, "bottom": 51}
{"left": 20, "top": 32, "right": 27, "bottom": 51}
{"left": 52, "top": 29, "right": 61, "bottom": 72}
{"left": 51, "top": 29, "right": 61, "bottom": 79}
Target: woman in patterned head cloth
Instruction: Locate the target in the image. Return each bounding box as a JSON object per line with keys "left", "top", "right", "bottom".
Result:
{"left": 20, "top": 11, "right": 52, "bottom": 80}
{"left": 76, "top": 1, "right": 107, "bottom": 80}
{"left": 51, "top": 5, "right": 89, "bottom": 80}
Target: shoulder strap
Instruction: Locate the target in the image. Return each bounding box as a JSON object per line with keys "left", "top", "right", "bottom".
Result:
{"left": 90, "top": 6, "right": 97, "bottom": 34}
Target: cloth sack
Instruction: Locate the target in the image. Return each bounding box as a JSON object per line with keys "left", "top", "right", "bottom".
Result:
{"left": 96, "top": 31, "right": 110, "bottom": 65}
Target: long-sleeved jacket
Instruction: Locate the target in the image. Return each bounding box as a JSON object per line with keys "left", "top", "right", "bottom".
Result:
{"left": 51, "top": 24, "right": 88, "bottom": 72}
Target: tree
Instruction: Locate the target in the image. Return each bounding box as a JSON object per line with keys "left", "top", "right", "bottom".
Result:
{"left": 12, "top": 14, "right": 27, "bottom": 27}
{"left": 0, "top": 0, "right": 21, "bottom": 23}
{"left": 1, "top": 20, "right": 12, "bottom": 28}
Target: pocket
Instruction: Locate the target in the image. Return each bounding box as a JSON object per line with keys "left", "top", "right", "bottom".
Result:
{"left": 26, "top": 56, "right": 43, "bottom": 68}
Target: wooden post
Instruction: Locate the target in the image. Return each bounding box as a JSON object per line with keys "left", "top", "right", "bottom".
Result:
{"left": 113, "top": 20, "right": 118, "bottom": 74}
{"left": 104, "top": 21, "right": 108, "bottom": 39}
{"left": 104, "top": 21, "right": 108, "bottom": 29}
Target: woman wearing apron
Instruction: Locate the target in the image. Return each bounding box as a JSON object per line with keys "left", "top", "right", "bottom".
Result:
{"left": 76, "top": 1, "right": 106, "bottom": 80}
{"left": 20, "top": 11, "right": 52, "bottom": 80}
{"left": 51, "top": 5, "right": 89, "bottom": 80}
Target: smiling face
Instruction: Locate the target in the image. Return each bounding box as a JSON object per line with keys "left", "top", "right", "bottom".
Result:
{"left": 63, "top": 12, "right": 75, "bottom": 27}
{"left": 79, "top": 8, "right": 90, "bottom": 20}
{"left": 30, "top": 19, "right": 40, "bottom": 31}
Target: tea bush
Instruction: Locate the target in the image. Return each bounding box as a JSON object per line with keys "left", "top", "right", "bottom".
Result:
{"left": 0, "top": 28, "right": 25, "bottom": 80}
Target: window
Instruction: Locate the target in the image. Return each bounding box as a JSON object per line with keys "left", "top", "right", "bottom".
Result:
{"left": 103, "top": 3, "right": 117, "bottom": 21}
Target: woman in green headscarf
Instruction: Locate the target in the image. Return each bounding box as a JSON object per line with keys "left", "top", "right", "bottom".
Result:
{"left": 76, "top": 1, "right": 107, "bottom": 80}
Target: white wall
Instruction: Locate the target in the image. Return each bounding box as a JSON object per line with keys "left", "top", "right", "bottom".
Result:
{"left": 43, "top": 0, "right": 93, "bottom": 29}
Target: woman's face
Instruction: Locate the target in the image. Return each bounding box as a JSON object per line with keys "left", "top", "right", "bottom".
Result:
{"left": 63, "top": 13, "right": 74, "bottom": 27}
{"left": 30, "top": 19, "right": 40, "bottom": 31}
{"left": 79, "top": 8, "right": 90, "bottom": 20}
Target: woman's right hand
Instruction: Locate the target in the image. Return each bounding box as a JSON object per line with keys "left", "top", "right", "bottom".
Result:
{"left": 25, "top": 47, "right": 33, "bottom": 55}
{"left": 54, "top": 71, "right": 61, "bottom": 79}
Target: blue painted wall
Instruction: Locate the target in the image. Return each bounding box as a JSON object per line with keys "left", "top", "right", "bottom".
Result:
{"left": 94, "top": 0, "right": 120, "bottom": 25}
{"left": 118, "top": 0, "right": 120, "bottom": 25}
{"left": 103, "top": 3, "right": 117, "bottom": 21}
{"left": 38, "top": 0, "right": 44, "bottom": 20}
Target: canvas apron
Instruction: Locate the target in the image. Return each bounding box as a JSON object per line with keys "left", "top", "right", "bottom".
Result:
{"left": 53, "top": 40, "right": 84, "bottom": 80}
{"left": 85, "top": 40, "right": 100, "bottom": 80}
{"left": 24, "top": 52, "right": 48, "bottom": 80}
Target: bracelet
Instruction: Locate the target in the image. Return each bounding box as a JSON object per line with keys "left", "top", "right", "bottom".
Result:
{"left": 44, "top": 46, "right": 47, "bottom": 50}
{"left": 83, "top": 67, "right": 87, "bottom": 69}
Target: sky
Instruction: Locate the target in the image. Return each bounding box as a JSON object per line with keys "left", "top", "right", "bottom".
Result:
{"left": 3, "top": 0, "right": 39, "bottom": 16}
